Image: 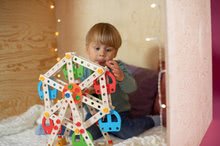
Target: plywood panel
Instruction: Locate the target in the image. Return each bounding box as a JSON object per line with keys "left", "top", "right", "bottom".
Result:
{"left": 0, "top": 0, "right": 57, "bottom": 120}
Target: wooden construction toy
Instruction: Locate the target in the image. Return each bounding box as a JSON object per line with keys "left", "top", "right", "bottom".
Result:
{"left": 37, "top": 52, "right": 121, "bottom": 146}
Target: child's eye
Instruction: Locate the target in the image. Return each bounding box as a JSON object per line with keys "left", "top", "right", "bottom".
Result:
{"left": 106, "top": 48, "right": 112, "bottom": 52}
{"left": 95, "top": 47, "right": 100, "bottom": 51}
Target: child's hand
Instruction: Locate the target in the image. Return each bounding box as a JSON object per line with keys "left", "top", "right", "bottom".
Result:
{"left": 106, "top": 60, "right": 124, "bottom": 81}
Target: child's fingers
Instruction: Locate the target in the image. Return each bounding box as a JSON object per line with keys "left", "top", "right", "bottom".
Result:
{"left": 114, "top": 72, "right": 124, "bottom": 81}
{"left": 106, "top": 60, "right": 119, "bottom": 69}
{"left": 112, "top": 69, "right": 124, "bottom": 80}
{"left": 106, "top": 61, "right": 114, "bottom": 69}
{"left": 106, "top": 60, "right": 124, "bottom": 81}
{"left": 114, "top": 73, "right": 121, "bottom": 78}
{"left": 112, "top": 69, "right": 120, "bottom": 74}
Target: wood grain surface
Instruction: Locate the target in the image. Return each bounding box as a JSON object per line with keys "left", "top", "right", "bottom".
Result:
{"left": 0, "top": 0, "right": 57, "bottom": 120}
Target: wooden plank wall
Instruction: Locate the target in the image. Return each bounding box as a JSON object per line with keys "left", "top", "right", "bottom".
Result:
{"left": 0, "top": 0, "right": 57, "bottom": 120}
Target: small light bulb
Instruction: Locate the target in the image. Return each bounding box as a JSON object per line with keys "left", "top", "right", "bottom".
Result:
{"left": 57, "top": 74, "right": 61, "bottom": 78}
{"left": 57, "top": 19, "right": 61, "bottom": 22}
{"left": 54, "top": 48, "right": 58, "bottom": 52}
{"left": 145, "top": 37, "right": 157, "bottom": 41}
{"left": 55, "top": 32, "right": 59, "bottom": 36}
{"left": 145, "top": 38, "right": 151, "bottom": 42}
{"left": 161, "top": 104, "right": 166, "bottom": 108}
{"left": 56, "top": 57, "right": 60, "bottom": 61}
{"left": 50, "top": 5, "right": 55, "bottom": 9}
{"left": 150, "top": 3, "right": 157, "bottom": 8}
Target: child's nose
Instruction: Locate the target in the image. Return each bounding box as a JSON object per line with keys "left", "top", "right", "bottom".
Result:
{"left": 99, "top": 49, "right": 106, "bottom": 57}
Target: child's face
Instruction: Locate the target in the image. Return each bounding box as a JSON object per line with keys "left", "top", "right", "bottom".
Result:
{"left": 87, "top": 41, "right": 117, "bottom": 66}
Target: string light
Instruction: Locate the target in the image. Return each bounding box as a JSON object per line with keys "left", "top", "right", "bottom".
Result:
{"left": 49, "top": 1, "right": 62, "bottom": 77}
{"left": 50, "top": 5, "right": 55, "bottom": 9}
{"left": 145, "top": 37, "right": 157, "bottom": 41}
{"left": 161, "top": 104, "right": 166, "bottom": 108}
{"left": 150, "top": 3, "right": 157, "bottom": 8}
{"left": 55, "top": 32, "right": 59, "bottom": 36}
{"left": 56, "top": 57, "right": 61, "bottom": 62}
{"left": 145, "top": 36, "right": 166, "bottom": 130}
{"left": 146, "top": 2, "right": 166, "bottom": 129}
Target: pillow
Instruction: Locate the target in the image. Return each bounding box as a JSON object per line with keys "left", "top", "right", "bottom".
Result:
{"left": 125, "top": 63, "right": 158, "bottom": 118}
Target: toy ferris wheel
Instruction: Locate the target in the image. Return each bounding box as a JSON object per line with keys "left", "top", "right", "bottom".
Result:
{"left": 37, "top": 52, "right": 121, "bottom": 146}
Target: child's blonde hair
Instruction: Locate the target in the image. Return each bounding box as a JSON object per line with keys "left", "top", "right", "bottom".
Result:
{"left": 86, "top": 23, "right": 122, "bottom": 50}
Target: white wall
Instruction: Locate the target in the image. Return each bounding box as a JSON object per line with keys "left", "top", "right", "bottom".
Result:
{"left": 166, "top": 0, "right": 212, "bottom": 145}
{"left": 55, "top": 0, "right": 165, "bottom": 70}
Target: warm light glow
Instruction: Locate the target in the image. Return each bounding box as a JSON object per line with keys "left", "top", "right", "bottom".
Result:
{"left": 161, "top": 104, "right": 166, "bottom": 108}
{"left": 145, "top": 37, "right": 157, "bottom": 41}
{"left": 150, "top": 3, "right": 157, "bottom": 8}
{"left": 50, "top": 5, "right": 55, "bottom": 9}
{"left": 54, "top": 48, "right": 58, "bottom": 52}
{"left": 55, "top": 32, "right": 59, "bottom": 36}
{"left": 57, "top": 74, "right": 61, "bottom": 78}
{"left": 56, "top": 57, "right": 61, "bottom": 61}
{"left": 145, "top": 38, "right": 151, "bottom": 41}
{"left": 57, "top": 19, "right": 61, "bottom": 23}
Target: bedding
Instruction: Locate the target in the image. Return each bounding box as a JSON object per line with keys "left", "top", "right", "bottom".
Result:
{"left": 0, "top": 105, "right": 167, "bottom": 146}
{"left": 0, "top": 63, "right": 166, "bottom": 145}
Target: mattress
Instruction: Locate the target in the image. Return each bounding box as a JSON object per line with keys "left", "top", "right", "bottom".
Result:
{"left": 0, "top": 105, "right": 167, "bottom": 146}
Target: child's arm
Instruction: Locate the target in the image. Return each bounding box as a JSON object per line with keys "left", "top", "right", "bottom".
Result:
{"left": 106, "top": 60, "right": 137, "bottom": 93}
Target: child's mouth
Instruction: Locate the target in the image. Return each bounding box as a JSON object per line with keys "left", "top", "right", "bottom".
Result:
{"left": 98, "top": 60, "right": 106, "bottom": 65}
